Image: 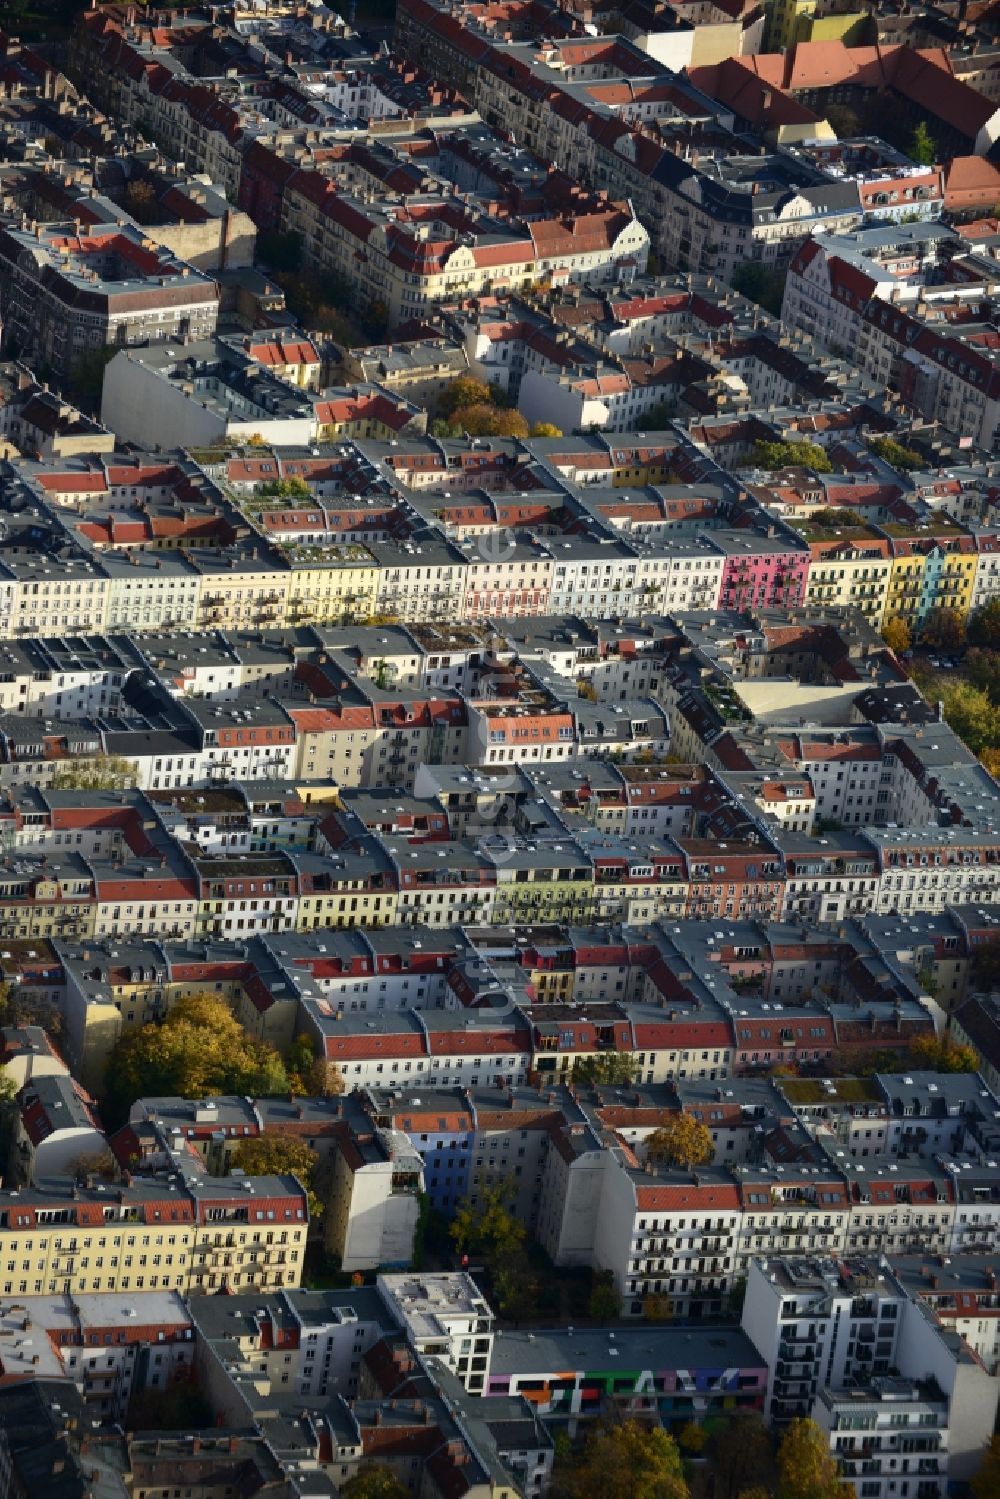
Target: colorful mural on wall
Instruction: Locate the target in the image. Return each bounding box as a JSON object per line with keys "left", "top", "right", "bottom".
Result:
{"left": 487, "top": 1360, "right": 766, "bottom": 1419}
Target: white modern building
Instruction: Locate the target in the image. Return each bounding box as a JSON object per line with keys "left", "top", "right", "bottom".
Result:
{"left": 376, "top": 1272, "right": 495, "bottom": 1394}
{"left": 741, "top": 1255, "right": 998, "bottom": 1491}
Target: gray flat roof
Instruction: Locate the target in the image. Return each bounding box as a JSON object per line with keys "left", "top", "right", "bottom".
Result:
{"left": 490, "top": 1323, "right": 764, "bottom": 1375}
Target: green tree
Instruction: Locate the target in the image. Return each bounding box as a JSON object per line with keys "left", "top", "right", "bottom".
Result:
{"left": 962, "top": 649, "right": 1000, "bottom": 699}
{"left": 287, "top": 1033, "right": 315, "bottom": 1092}
{"left": 254, "top": 476, "right": 312, "bottom": 502}
{"left": 341, "top": 1468, "right": 409, "bottom": 1499}
{"left": 587, "top": 1271, "right": 621, "bottom": 1323}
{"left": 317, "top": 268, "right": 357, "bottom": 312}
{"left": 258, "top": 229, "right": 304, "bottom": 274}
{"left": 365, "top": 299, "right": 390, "bottom": 339}
{"left": 830, "top": 1047, "right": 906, "bottom": 1077}
{"left": 909, "top": 121, "right": 936, "bottom": 166}
{"left": 233, "top": 1134, "right": 323, "bottom": 1220}
{"left": 881, "top": 616, "right": 911, "bottom": 654}
{"left": 1, "top": 991, "right": 62, "bottom": 1037}
{"left": 971, "top": 1434, "right": 1000, "bottom": 1499}
{"left": 638, "top": 400, "right": 675, "bottom": 430}
{"left": 307, "top": 1057, "right": 345, "bottom": 1097}
{"left": 970, "top": 934, "right": 1000, "bottom": 992}
{"left": 125, "top": 1366, "right": 212, "bottom": 1431}
{"left": 728, "top": 1275, "right": 748, "bottom": 1315}
{"left": 908, "top": 1033, "right": 978, "bottom": 1073}
{"left": 571, "top": 1052, "right": 638, "bottom": 1085}
{"left": 124, "top": 178, "right": 159, "bottom": 225}
{"left": 67, "top": 344, "right": 118, "bottom": 412}
{"left": 562, "top": 1420, "right": 689, "bottom": 1499}
{"left": 824, "top": 103, "right": 861, "bottom": 138}
{"left": 450, "top": 403, "right": 529, "bottom": 438}
{"left": 709, "top": 1415, "right": 773, "bottom": 1499}
{"left": 678, "top": 1422, "right": 707, "bottom": 1455}
{"left": 0, "top": 1072, "right": 18, "bottom": 1169}
{"left": 921, "top": 607, "right": 965, "bottom": 652}
{"left": 751, "top": 439, "right": 832, "bottom": 474}
{"left": 867, "top": 435, "right": 922, "bottom": 471}
{"left": 777, "top": 1419, "right": 851, "bottom": 1499}
{"left": 287, "top": 1034, "right": 344, "bottom": 1097}
{"left": 807, "top": 507, "right": 860, "bottom": 530}
{"left": 937, "top": 680, "right": 1000, "bottom": 757}
{"left": 492, "top": 1246, "right": 540, "bottom": 1323}
{"left": 68, "top": 1149, "right": 118, "bottom": 1182}
{"left": 967, "top": 599, "right": 1000, "bottom": 650}
{"left": 50, "top": 754, "right": 139, "bottom": 790}
{"left": 436, "top": 377, "right": 494, "bottom": 418}
{"left": 104, "top": 992, "right": 288, "bottom": 1124}
{"left": 530, "top": 422, "right": 562, "bottom": 437}
{"left": 552, "top": 1430, "right": 574, "bottom": 1465}
{"left": 732, "top": 262, "right": 786, "bottom": 317}
{"left": 645, "top": 1115, "right": 714, "bottom": 1170}
{"left": 450, "top": 1180, "right": 525, "bottom": 1261}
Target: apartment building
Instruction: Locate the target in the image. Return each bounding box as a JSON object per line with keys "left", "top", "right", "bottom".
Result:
{"left": 0, "top": 222, "right": 218, "bottom": 379}
{"left": 952, "top": 994, "right": 1000, "bottom": 1096}
{"left": 783, "top": 227, "right": 1000, "bottom": 448}
{"left": 589, "top": 1158, "right": 744, "bottom": 1316}
{"left": 816, "top": 1380, "right": 951, "bottom": 1499}
{"left": 868, "top": 828, "right": 1000, "bottom": 916}
{"left": 377, "top": 1272, "right": 495, "bottom": 1394}
{"left": 193, "top": 1287, "right": 395, "bottom": 1409}
{"left": 0, "top": 1290, "right": 194, "bottom": 1420}
{"left": 655, "top": 150, "right": 863, "bottom": 283}
{"left": 306, "top": 1007, "right": 534, "bottom": 1094}
{"left": 0, "top": 1174, "right": 306, "bottom": 1299}
{"left": 326, "top": 1124, "right": 424, "bottom": 1272}
{"left": 0, "top": 1026, "right": 70, "bottom": 1091}
{"left": 281, "top": 165, "right": 648, "bottom": 325}
{"left": 364, "top": 1085, "right": 559, "bottom": 1225}
{"left": 0, "top": 419, "right": 995, "bottom": 642}
{"left": 15, "top": 1072, "right": 105, "bottom": 1185}
{"left": 691, "top": 41, "right": 1000, "bottom": 158}
{"left": 741, "top": 1256, "right": 998, "bottom": 1491}
{"left": 798, "top": 523, "right": 894, "bottom": 626}
{"left": 889, "top": 1255, "right": 1000, "bottom": 1376}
